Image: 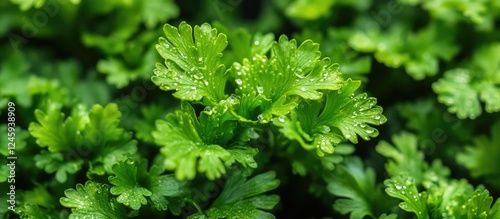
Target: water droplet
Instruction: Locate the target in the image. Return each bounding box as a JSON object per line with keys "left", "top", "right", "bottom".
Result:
{"left": 278, "top": 116, "right": 286, "bottom": 123}
{"left": 257, "top": 86, "right": 264, "bottom": 94}
{"left": 191, "top": 86, "right": 197, "bottom": 90}
{"left": 254, "top": 40, "right": 260, "bottom": 45}
{"left": 300, "top": 87, "right": 306, "bottom": 91}
{"left": 236, "top": 79, "right": 243, "bottom": 85}
{"left": 318, "top": 125, "right": 331, "bottom": 134}
{"left": 193, "top": 73, "right": 204, "bottom": 80}
{"left": 345, "top": 134, "right": 351, "bottom": 138}
{"left": 204, "top": 106, "right": 212, "bottom": 114}
{"left": 76, "top": 130, "right": 81, "bottom": 135}
{"left": 395, "top": 185, "right": 402, "bottom": 190}
{"left": 366, "top": 129, "right": 374, "bottom": 134}
{"left": 257, "top": 114, "right": 268, "bottom": 123}
{"left": 261, "top": 58, "right": 267, "bottom": 63}
{"left": 229, "top": 94, "right": 239, "bottom": 100}
{"left": 165, "top": 44, "right": 170, "bottom": 48}
{"left": 399, "top": 202, "right": 408, "bottom": 209}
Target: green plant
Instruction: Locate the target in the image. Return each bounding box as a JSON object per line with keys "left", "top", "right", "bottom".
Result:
{"left": 1, "top": 0, "right": 500, "bottom": 218}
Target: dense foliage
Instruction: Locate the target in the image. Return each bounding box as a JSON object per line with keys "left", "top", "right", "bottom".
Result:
{"left": 1, "top": 0, "right": 499, "bottom": 218}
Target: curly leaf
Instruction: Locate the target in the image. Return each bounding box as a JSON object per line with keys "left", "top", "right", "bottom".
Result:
{"left": 152, "top": 22, "right": 228, "bottom": 102}
{"left": 152, "top": 103, "right": 233, "bottom": 180}
{"left": 60, "top": 181, "right": 127, "bottom": 219}
{"left": 230, "top": 35, "right": 344, "bottom": 122}
{"left": 109, "top": 159, "right": 152, "bottom": 210}
{"left": 189, "top": 170, "right": 280, "bottom": 219}
{"left": 384, "top": 176, "right": 429, "bottom": 219}
{"left": 274, "top": 79, "right": 386, "bottom": 156}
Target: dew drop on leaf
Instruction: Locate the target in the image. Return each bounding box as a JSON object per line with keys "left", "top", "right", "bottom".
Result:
{"left": 257, "top": 86, "right": 264, "bottom": 94}
{"left": 278, "top": 116, "right": 286, "bottom": 123}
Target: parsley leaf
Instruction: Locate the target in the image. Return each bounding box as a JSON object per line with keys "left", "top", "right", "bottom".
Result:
{"left": 153, "top": 102, "right": 231, "bottom": 180}
{"left": 213, "top": 22, "right": 274, "bottom": 66}
{"left": 376, "top": 132, "right": 425, "bottom": 183}
{"left": 29, "top": 103, "right": 84, "bottom": 153}
{"left": 384, "top": 175, "right": 429, "bottom": 219}
{"left": 29, "top": 103, "right": 137, "bottom": 182}
{"left": 109, "top": 159, "right": 152, "bottom": 210}
{"left": 457, "top": 120, "right": 500, "bottom": 187}
{"left": 433, "top": 44, "right": 500, "bottom": 119}
{"left": 327, "top": 156, "right": 394, "bottom": 219}
{"left": 231, "top": 35, "right": 344, "bottom": 122}
{"left": 34, "top": 151, "right": 84, "bottom": 183}
{"left": 349, "top": 23, "right": 458, "bottom": 80}
{"left": 153, "top": 22, "right": 228, "bottom": 102}
{"left": 189, "top": 170, "right": 280, "bottom": 219}
{"left": 109, "top": 158, "right": 188, "bottom": 212}
{"left": 274, "top": 79, "right": 386, "bottom": 156}
{"left": 60, "top": 181, "right": 127, "bottom": 219}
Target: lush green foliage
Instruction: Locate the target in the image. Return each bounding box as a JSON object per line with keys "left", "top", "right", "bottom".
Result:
{"left": 1, "top": 0, "right": 499, "bottom": 218}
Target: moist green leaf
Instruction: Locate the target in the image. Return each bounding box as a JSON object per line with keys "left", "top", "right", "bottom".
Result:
{"left": 152, "top": 102, "right": 234, "bottom": 180}
{"left": 86, "top": 104, "right": 125, "bottom": 145}
{"left": 109, "top": 159, "right": 152, "bottom": 210}
{"left": 230, "top": 35, "right": 344, "bottom": 122}
{"left": 274, "top": 79, "right": 386, "bottom": 156}
{"left": 188, "top": 170, "right": 280, "bottom": 219}
{"left": 384, "top": 175, "right": 429, "bottom": 219}
{"left": 152, "top": 22, "right": 228, "bottom": 102}
{"left": 29, "top": 103, "right": 84, "bottom": 152}
{"left": 60, "top": 181, "right": 127, "bottom": 219}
